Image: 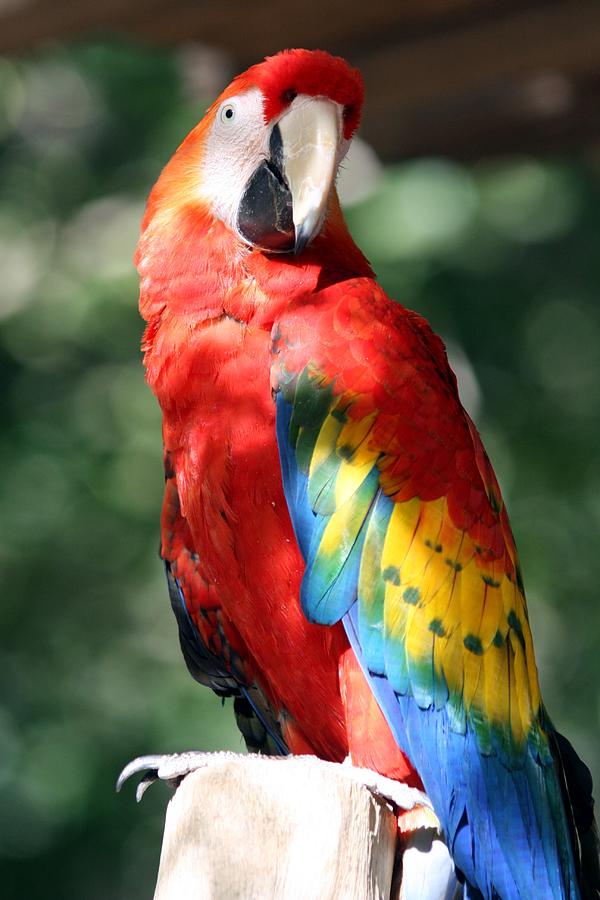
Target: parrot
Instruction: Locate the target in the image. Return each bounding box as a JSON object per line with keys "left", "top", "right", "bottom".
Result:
{"left": 134, "top": 48, "right": 599, "bottom": 898}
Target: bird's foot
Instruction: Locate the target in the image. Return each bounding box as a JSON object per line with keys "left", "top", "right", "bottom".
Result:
{"left": 339, "top": 756, "right": 436, "bottom": 820}
{"left": 117, "top": 750, "right": 434, "bottom": 820}
{"left": 116, "top": 750, "right": 249, "bottom": 802}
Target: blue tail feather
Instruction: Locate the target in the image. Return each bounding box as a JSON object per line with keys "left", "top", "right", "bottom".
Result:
{"left": 343, "top": 605, "right": 580, "bottom": 899}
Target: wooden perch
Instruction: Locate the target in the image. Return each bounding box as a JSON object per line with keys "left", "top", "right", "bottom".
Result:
{"left": 152, "top": 755, "right": 398, "bottom": 900}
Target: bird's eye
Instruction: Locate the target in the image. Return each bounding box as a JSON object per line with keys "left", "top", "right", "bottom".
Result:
{"left": 220, "top": 104, "right": 236, "bottom": 124}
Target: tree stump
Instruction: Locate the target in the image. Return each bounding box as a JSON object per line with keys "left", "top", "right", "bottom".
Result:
{"left": 152, "top": 755, "right": 397, "bottom": 900}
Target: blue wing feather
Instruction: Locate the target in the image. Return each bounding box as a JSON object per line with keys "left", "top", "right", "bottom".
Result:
{"left": 344, "top": 604, "right": 577, "bottom": 897}
{"left": 275, "top": 377, "right": 583, "bottom": 898}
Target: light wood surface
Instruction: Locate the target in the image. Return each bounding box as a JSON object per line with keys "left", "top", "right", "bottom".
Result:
{"left": 153, "top": 755, "right": 397, "bottom": 900}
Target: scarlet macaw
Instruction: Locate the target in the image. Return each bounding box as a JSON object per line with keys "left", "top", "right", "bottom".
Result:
{"left": 134, "top": 49, "right": 598, "bottom": 898}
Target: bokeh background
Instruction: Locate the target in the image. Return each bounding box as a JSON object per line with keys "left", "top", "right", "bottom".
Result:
{"left": 1, "top": 3, "right": 599, "bottom": 898}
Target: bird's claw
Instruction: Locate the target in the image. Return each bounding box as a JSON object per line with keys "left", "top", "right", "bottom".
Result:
{"left": 116, "top": 751, "right": 248, "bottom": 801}
{"left": 339, "top": 758, "right": 435, "bottom": 817}
{"left": 117, "top": 751, "right": 438, "bottom": 826}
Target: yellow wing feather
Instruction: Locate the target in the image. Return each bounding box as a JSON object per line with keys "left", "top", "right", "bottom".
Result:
{"left": 300, "top": 382, "right": 544, "bottom": 755}
{"left": 377, "top": 493, "right": 542, "bottom": 747}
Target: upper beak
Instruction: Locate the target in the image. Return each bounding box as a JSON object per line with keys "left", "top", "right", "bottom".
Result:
{"left": 277, "top": 97, "right": 340, "bottom": 255}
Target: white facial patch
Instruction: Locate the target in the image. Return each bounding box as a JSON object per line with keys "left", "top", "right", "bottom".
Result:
{"left": 199, "top": 88, "right": 270, "bottom": 232}
{"left": 198, "top": 89, "right": 352, "bottom": 250}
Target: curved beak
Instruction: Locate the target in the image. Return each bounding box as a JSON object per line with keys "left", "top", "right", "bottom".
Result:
{"left": 277, "top": 97, "right": 340, "bottom": 255}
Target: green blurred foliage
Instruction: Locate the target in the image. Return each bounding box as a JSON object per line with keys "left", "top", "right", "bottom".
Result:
{"left": 0, "top": 39, "right": 599, "bottom": 899}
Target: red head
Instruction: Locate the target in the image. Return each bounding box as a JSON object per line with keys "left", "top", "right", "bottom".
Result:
{"left": 243, "top": 48, "right": 364, "bottom": 141}
{"left": 141, "top": 49, "right": 365, "bottom": 257}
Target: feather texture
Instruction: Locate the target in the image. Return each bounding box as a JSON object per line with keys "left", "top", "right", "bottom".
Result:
{"left": 273, "top": 277, "right": 581, "bottom": 897}
{"left": 136, "top": 47, "right": 598, "bottom": 900}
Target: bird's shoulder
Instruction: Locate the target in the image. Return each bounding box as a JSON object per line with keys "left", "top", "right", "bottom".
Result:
{"left": 273, "top": 276, "right": 460, "bottom": 404}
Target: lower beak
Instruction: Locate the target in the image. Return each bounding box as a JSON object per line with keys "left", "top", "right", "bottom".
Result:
{"left": 278, "top": 97, "right": 340, "bottom": 254}
{"left": 236, "top": 97, "right": 340, "bottom": 255}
